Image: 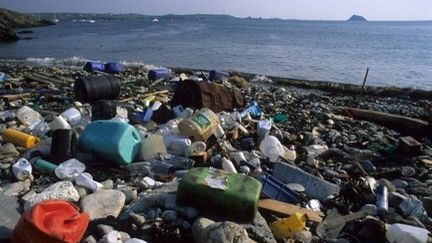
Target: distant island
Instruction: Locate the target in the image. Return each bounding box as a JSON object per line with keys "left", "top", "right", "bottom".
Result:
{"left": 347, "top": 15, "right": 367, "bottom": 21}
{"left": 0, "top": 8, "right": 54, "bottom": 42}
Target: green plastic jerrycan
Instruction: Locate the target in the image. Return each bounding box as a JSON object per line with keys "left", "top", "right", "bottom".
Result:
{"left": 177, "top": 167, "right": 262, "bottom": 221}
{"left": 79, "top": 120, "right": 141, "bottom": 165}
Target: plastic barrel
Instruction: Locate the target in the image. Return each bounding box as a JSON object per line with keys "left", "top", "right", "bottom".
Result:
{"left": 83, "top": 61, "right": 105, "bottom": 73}
{"left": 105, "top": 62, "right": 125, "bottom": 74}
{"left": 209, "top": 70, "right": 229, "bottom": 81}
{"left": 148, "top": 68, "right": 171, "bottom": 81}
{"left": 78, "top": 121, "right": 142, "bottom": 165}
{"left": 50, "top": 129, "right": 77, "bottom": 163}
{"left": 74, "top": 75, "right": 121, "bottom": 103}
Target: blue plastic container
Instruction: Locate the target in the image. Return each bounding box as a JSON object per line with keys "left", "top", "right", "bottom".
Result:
{"left": 148, "top": 68, "right": 171, "bottom": 81}
{"left": 261, "top": 173, "right": 303, "bottom": 203}
{"left": 209, "top": 70, "right": 229, "bottom": 81}
{"left": 83, "top": 61, "right": 105, "bottom": 73}
{"left": 240, "top": 101, "right": 262, "bottom": 119}
{"left": 105, "top": 62, "right": 125, "bottom": 74}
{"left": 78, "top": 121, "right": 142, "bottom": 165}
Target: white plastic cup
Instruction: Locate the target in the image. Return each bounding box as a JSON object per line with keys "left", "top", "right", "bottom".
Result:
{"left": 12, "top": 158, "right": 33, "bottom": 181}
{"left": 257, "top": 120, "right": 272, "bottom": 138}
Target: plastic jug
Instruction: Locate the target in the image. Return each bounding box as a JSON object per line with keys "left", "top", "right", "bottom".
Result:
{"left": 2, "top": 128, "right": 40, "bottom": 148}
{"left": 178, "top": 108, "right": 219, "bottom": 142}
{"left": 16, "top": 106, "right": 42, "bottom": 127}
{"left": 12, "top": 158, "right": 33, "bottom": 181}
{"left": 259, "top": 136, "right": 284, "bottom": 162}
{"left": 79, "top": 121, "right": 141, "bottom": 165}
{"left": 386, "top": 223, "right": 429, "bottom": 243}
{"left": 138, "top": 134, "right": 167, "bottom": 161}
{"left": 270, "top": 213, "right": 307, "bottom": 240}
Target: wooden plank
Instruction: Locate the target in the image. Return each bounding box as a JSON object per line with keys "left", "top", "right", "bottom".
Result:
{"left": 258, "top": 199, "right": 324, "bottom": 223}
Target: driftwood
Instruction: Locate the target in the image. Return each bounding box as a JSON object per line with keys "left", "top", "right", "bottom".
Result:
{"left": 339, "top": 107, "right": 431, "bottom": 138}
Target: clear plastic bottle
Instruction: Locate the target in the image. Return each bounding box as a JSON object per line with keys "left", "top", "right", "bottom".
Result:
{"left": 54, "top": 158, "right": 86, "bottom": 180}
{"left": 259, "top": 136, "right": 284, "bottom": 162}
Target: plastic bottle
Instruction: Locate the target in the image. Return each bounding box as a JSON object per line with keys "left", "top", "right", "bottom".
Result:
{"left": 257, "top": 120, "right": 272, "bottom": 139}
{"left": 74, "top": 173, "right": 103, "bottom": 192}
{"left": 222, "top": 158, "right": 237, "bottom": 173}
{"left": 270, "top": 213, "right": 307, "bottom": 240}
{"left": 2, "top": 128, "right": 40, "bottom": 148}
{"left": 12, "top": 158, "right": 33, "bottom": 181}
{"left": 230, "top": 151, "right": 247, "bottom": 166}
{"left": 60, "top": 107, "right": 82, "bottom": 126}
{"left": 33, "top": 158, "right": 58, "bottom": 173}
{"left": 191, "top": 141, "right": 207, "bottom": 153}
{"left": 16, "top": 106, "right": 42, "bottom": 127}
{"left": 376, "top": 185, "right": 388, "bottom": 214}
{"left": 54, "top": 159, "right": 86, "bottom": 180}
{"left": 259, "top": 136, "right": 284, "bottom": 162}
{"left": 212, "top": 124, "right": 225, "bottom": 139}
{"left": 164, "top": 135, "right": 191, "bottom": 156}
{"left": 386, "top": 223, "right": 429, "bottom": 243}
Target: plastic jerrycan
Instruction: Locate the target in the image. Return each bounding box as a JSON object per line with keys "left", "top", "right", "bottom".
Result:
{"left": 178, "top": 108, "right": 219, "bottom": 142}
{"left": 2, "top": 128, "right": 40, "bottom": 148}
{"left": 79, "top": 121, "right": 142, "bottom": 165}
{"left": 270, "top": 212, "right": 307, "bottom": 240}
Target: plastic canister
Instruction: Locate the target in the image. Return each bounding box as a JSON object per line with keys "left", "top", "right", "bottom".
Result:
{"left": 79, "top": 121, "right": 141, "bottom": 165}
{"left": 138, "top": 134, "right": 167, "bottom": 161}
{"left": 2, "top": 128, "right": 40, "bottom": 148}
{"left": 12, "top": 158, "right": 33, "bottom": 181}
{"left": 259, "top": 135, "right": 284, "bottom": 162}
{"left": 104, "top": 62, "right": 125, "bottom": 74}
{"left": 270, "top": 213, "right": 307, "bottom": 240}
{"left": 60, "top": 107, "right": 82, "bottom": 126}
{"left": 178, "top": 108, "right": 219, "bottom": 142}
{"left": 50, "top": 129, "right": 77, "bottom": 163}
{"left": 376, "top": 185, "right": 388, "bottom": 214}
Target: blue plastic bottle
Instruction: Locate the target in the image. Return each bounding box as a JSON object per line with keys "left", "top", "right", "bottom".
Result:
{"left": 79, "top": 121, "right": 142, "bottom": 165}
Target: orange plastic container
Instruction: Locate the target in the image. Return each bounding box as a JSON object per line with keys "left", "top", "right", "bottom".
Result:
{"left": 2, "top": 128, "right": 40, "bottom": 148}
{"left": 12, "top": 200, "right": 89, "bottom": 243}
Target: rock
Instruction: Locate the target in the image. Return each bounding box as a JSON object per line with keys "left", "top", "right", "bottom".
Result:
{"left": 347, "top": 15, "right": 367, "bottom": 21}
{"left": 82, "top": 235, "right": 97, "bottom": 243}
{"left": 2, "top": 179, "right": 30, "bottom": 197}
{"left": 357, "top": 217, "right": 387, "bottom": 242}
{"left": 192, "top": 217, "right": 256, "bottom": 243}
{"left": 239, "top": 212, "right": 277, "bottom": 243}
{"left": 401, "top": 166, "right": 416, "bottom": 177}
{"left": 0, "top": 193, "right": 21, "bottom": 240}
{"left": 378, "top": 178, "right": 396, "bottom": 193}
{"left": 388, "top": 192, "right": 408, "bottom": 208}
{"left": 119, "top": 231, "right": 131, "bottom": 242}
{"left": 407, "top": 179, "right": 426, "bottom": 188}
{"left": 130, "top": 212, "right": 146, "bottom": 226}
{"left": 101, "top": 179, "right": 114, "bottom": 189}
{"left": 75, "top": 186, "right": 89, "bottom": 198}
{"left": 0, "top": 143, "right": 19, "bottom": 159}
{"left": 161, "top": 210, "right": 177, "bottom": 223}
{"left": 97, "top": 224, "right": 114, "bottom": 238}
{"left": 392, "top": 179, "right": 408, "bottom": 189}
{"left": 407, "top": 187, "right": 432, "bottom": 197}
{"left": 119, "top": 186, "right": 137, "bottom": 203}
{"left": 0, "top": 24, "right": 19, "bottom": 42}
{"left": 292, "top": 229, "right": 313, "bottom": 243}
{"left": 421, "top": 197, "right": 432, "bottom": 216}
{"left": 81, "top": 189, "right": 126, "bottom": 220}
{"left": 24, "top": 181, "right": 79, "bottom": 210}
{"left": 360, "top": 204, "right": 377, "bottom": 215}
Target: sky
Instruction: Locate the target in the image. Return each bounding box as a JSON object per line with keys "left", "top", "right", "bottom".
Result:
{"left": 1, "top": 0, "right": 431, "bottom": 21}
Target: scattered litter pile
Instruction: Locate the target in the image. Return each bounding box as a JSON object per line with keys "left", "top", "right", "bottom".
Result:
{"left": 0, "top": 62, "right": 432, "bottom": 243}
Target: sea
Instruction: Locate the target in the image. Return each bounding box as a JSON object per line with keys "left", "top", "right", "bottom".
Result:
{"left": 0, "top": 17, "right": 431, "bottom": 89}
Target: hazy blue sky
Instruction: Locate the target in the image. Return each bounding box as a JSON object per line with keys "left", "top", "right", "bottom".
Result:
{"left": 1, "top": 0, "right": 431, "bottom": 20}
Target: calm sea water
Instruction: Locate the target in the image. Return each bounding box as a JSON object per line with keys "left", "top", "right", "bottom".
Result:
{"left": 0, "top": 18, "right": 431, "bottom": 89}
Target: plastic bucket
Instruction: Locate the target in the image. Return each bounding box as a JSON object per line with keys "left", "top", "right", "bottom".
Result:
{"left": 178, "top": 108, "right": 219, "bottom": 142}
{"left": 74, "top": 75, "right": 121, "bottom": 103}
{"left": 148, "top": 68, "right": 171, "bottom": 81}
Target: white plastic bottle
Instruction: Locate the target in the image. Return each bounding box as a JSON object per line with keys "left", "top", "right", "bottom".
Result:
{"left": 259, "top": 135, "right": 284, "bottom": 162}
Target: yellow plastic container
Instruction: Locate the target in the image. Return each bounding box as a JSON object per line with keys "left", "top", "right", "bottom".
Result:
{"left": 270, "top": 212, "right": 307, "bottom": 240}
{"left": 2, "top": 128, "right": 40, "bottom": 148}
{"left": 178, "top": 108, "right": 219, "bottom": 142}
